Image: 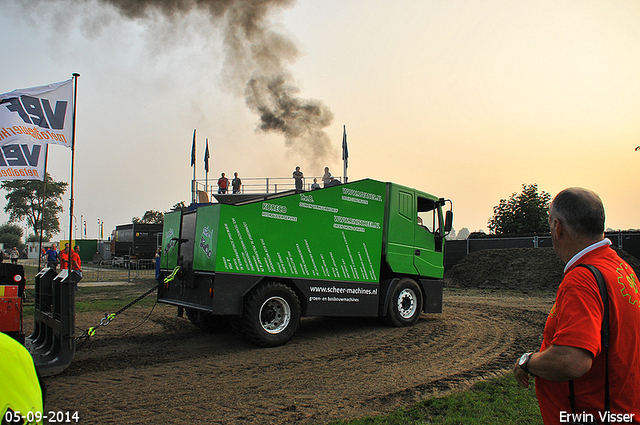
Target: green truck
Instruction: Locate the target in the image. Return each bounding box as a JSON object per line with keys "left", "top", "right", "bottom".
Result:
{"left": 158, "top": 178, "right": 452, "bottom": 346}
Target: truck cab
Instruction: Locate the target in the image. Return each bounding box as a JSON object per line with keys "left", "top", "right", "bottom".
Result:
{"left": 384, "top": 183, "right": 451, "bottom": 279}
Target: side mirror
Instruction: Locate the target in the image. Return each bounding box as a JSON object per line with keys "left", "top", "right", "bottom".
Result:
{"left": 444, "top": 210, "right": 453, "bottom": 234}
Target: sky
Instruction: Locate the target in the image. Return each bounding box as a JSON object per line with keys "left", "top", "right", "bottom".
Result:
{"left": 0, "top": 0, "right": 639, "bottom": 240}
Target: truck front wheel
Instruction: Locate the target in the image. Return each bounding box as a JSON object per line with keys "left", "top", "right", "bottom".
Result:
{"left": 385, "top": 278, "right": 423, "bottom": 327}
{"left": 242, "top": 282, "right": 301, "bottom": 347}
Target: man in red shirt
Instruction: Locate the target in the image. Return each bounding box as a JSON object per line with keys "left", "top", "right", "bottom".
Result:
{"left": 217, "top": 173, "right": 229, "bottom": 194}
{"left": 514, "top": 188, "right": 640, "bottom": 425}
{"left": 71, "top": 245, "right": 82, "bottom": 274}
{"left": 59, "top": 244, "right": 70, "bottom": 270}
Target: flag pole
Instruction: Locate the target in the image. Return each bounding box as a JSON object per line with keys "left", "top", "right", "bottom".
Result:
{"left": 204, "top": 138, "right": 209, "bottom": 194}
{"left": 342, "top": 125, "right": 348, "bottom": 183}
{"left": 67, "top": 73, "right": 80, "bottom": 276}
{"left": 37, "top": 144, "right": 49, "bottom": 270}
{"left": 191, "top": 129, "right": 196, "bottom": 203}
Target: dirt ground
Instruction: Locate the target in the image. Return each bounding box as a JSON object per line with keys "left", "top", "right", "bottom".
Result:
{"left": 32, "top": 287, "right": 555, "bottom": 425}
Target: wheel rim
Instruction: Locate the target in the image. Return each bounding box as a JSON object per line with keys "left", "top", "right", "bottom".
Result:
{"left": 260, "top": 296, "right": 291, "bottom": 334}
{"left": 397, "top": 288, "right": 417, "bottom": 319}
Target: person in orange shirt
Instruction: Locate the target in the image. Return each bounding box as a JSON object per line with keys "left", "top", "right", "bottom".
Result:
{"left": 70, "top": 245, "right": 82, "bottom": 274}
{"left": 514, "top": 188, "right": 640, "bottom": 425}
{"left": 59, "top": 244, "right": 69, "bottom": 270}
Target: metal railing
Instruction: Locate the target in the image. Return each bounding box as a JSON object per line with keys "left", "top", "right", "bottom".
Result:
{"left": 22, "top": 258, "right": 157, "bottom": 284}
{"left": 192, "top": 175, "right": 344, "bottom": 202}
{"left": 82, "top": 258, "right": 157, "bottom": 282}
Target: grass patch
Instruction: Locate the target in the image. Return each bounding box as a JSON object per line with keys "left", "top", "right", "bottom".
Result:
{"left": 22, "top": 283, "right": 160, "bottom": 316}
{"left": 74, "top": 285, "right": 159, "bottom": 313}
{"left": 22, "top": 263, "right": 40, "bottom": 284}
{"left": 328, "top": 374, "right": 542, "bottom": 425}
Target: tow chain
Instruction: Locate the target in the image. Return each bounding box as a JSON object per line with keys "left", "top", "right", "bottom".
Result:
{"left": 76, "top": 266, "right": 181, "bottom": 349}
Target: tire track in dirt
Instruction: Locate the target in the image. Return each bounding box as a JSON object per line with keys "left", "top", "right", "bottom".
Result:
{"left": 41, "top": 291, "right": 553, "bottom": 424}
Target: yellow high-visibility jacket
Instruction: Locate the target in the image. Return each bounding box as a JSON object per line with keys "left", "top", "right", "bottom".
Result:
{"left": 0, "top": 332, "right": 43, "bottom": 425}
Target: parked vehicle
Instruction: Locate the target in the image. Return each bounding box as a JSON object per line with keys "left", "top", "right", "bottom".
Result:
{"left": 112, "top": 223, "right": 162, "bottom": 260}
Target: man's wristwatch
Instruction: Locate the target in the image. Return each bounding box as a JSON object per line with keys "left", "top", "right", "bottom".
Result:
{"left": 518, "top": 352, "right": 533, "bottom": 373}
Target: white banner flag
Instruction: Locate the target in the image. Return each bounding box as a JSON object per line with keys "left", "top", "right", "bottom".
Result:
{"left": 0, "top": 141, "right": 46, "bottom": 181}
{"left": 0, "top": 79, "right": 73, "bottom": 180}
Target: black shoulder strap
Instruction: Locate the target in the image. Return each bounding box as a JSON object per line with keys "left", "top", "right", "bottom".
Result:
{"left": 575, "top": 264, "right": 610, "bottom": 348}
{"left": 570, "top": 263, "right": 611, "bottom": 421}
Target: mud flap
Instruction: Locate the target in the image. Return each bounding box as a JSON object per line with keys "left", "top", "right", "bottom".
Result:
{"left": 419, "top": 278, "right": 443, "bottom": 313}
{"left": 26, "top": 268, "right": 81, "bottom": 376}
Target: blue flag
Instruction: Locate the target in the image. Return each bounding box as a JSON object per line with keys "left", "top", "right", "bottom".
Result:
{"left": 204, "top": 138, "right": 210, "bottom": 173}
{"left": 342, "top": 125, "right": 348, "bottom": 168}
{"left": 191, "top": 129, "right": 196, "bottom": 167}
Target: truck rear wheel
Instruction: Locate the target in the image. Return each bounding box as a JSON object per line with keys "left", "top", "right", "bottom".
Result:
{"left": 242, "top": 281, "right": 301, "bottom": 347}
{"left": 385, "top": 278, "right": 423, "bottom": 327}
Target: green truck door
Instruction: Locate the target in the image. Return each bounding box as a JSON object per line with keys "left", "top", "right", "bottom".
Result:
{"left": 385, "top": 187, "right": 418, "bottom": 275}
{"left": 414, "top": 197, "right": 444, "bottom": 279}
{"left": 386, "top": 185, "right": 444, "bottom": 278}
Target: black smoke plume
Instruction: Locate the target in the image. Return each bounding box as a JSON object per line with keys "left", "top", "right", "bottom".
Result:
{"left": 100, "top": 0, "right": 335, "bottom": 167}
